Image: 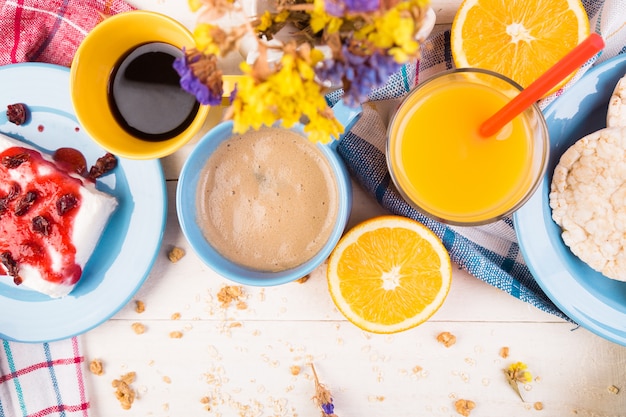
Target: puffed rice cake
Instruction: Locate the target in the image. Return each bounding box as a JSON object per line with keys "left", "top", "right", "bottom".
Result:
{"left": 549, "top": 126, "right": 626, "bottom": 281}
{"left": 607, "top": 73, "right": 626, "bottom": 128}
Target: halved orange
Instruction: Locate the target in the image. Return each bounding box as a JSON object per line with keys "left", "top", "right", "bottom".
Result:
{"left": 451, "top": 0, "right": 590, "bottom": 95}
{"left": 327, "top": 216, "right": 452, "bottom": 334}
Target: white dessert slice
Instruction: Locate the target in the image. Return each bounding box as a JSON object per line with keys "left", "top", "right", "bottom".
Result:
{"left": 0, "top": 133, "right": 118, "bottom": 298}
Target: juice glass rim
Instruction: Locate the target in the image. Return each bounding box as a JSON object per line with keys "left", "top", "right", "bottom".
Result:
{"left": 386, "top": 67, "right": 550, "bottom": 226}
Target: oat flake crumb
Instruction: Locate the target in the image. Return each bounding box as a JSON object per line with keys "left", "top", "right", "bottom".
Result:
{"left": 295, "top": 275, "right": 310, "bottom": 284}
{"left": 217, "top": 285, "right": 246, "bottom": 308}
{"left": 534, "top": 402, "right": 544, "bottom": 410}
{"left": 608, "top": 385, "right": 620, "bottom": 394}
{"left": 89, "top": 359, "right": 104, "bottom": 376}
{"left": 134, "top": 300, "right": 145, "bottom": 313}
{"left": 162, "top": 376, "right": 172, "bottom": 384}
{"left": 437, "top": 331, "right": 457, "bottom": 347}
{"left": 168, "top": 246, "right": 185, "bottom": 263}
{"left": 290, "top": 365, "right": 301, "bottom": 376}
{"left": 454, "top": 399, "right": 476, "bottom": 416}
{"left": 499, "top": 346, "right": 509, "bottom": 358}
{"left": 112, "top": 372, "right": 136, "bottom": 410}
{"left": 171, "top": 312, "right": 181, "bottom": 320}
{"left": 169, "top": 331, "right": 184, "bottom": 339}
{"left": 131, "top": 322, "right": 146, "bottom": 334}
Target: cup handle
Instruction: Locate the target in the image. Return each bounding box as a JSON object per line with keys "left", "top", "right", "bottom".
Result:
{"left": 331, "top": 100, "right": 363, "bottom": 146}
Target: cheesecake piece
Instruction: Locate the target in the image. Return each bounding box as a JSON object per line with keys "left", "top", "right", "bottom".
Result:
{"left": 0, "top": 133, "right": 118, "bottom": 297}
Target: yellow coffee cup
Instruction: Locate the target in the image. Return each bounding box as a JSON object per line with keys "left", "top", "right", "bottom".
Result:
{"left": 70, "top": 11, "right": 211, "bottom": 160}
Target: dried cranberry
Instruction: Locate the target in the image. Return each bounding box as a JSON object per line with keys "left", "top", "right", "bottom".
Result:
{"left": 53, "top": 147, "right": 88, "bottom": 177}
{"left": 0, "top": 183, "right": 22, "bottom": 215}
{"left": 32, "top": 215, "right": 51, "bottom": 236}
{"left": 7, "top": 183, "right": 21, "bottom": 200}
{"left": 14, "top": 191, "right": 37, "bottom": 216}
{"left": 1, "top": 152, "right": 30, "bottom": 169}
{"left": 88, "top": 152, "right": 117, "bottom": 180}
{"left": 56, "top": 193, "right": 78, "bottom": 215}
{"left": 0, "top": 251, "right": 20, "bottom": 284}
{"left": 6, "top": 103, "right": 28, "bottom": 125}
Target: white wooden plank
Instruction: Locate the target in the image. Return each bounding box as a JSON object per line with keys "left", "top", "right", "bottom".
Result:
{"left": 82, "top": 320, "right": 626, "bottom": 417}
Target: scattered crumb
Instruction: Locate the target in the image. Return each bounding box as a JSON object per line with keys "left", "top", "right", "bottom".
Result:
{"left": 200, "top": 396, "right": 211, "bottom": 411}
{"left": 89, "top": 359, "right": 104, "bottom": 376}
{"left": 608, "top": 385, "right": 620, "bottom": 394}
{"left": 162, "top": 376, "right": 172, "bottom": 384}
{"left": 294, "top": 275, "right": 310, "bottom": 284}
{"left": 217, "top": 286, "right": 246, "bottom": 309}
{"left": 367, "top": 395, "right": 385, "bottom": 402}
{"left": 169, "top": 331, "right": 184, "bottom": 339}
{"left": 131, "top": 322, "right": 146, "bottom": 334}
{"left": 454, "top": 399, "right": 476, "bottom": 416}
{"left": 499, "top": 347, "right": 509, "bottom": 358}
{"left": 134, "top": 300, "right": 145, "bottom": 313}
{"left": 534, "top": 402, "right": 544, "bottom": 410}
{"left": 162, "top": 403, "right": 170, "bottom": 411}
{"left": 437, "top": 331, "right": 457, "bottom": 347}
{"left": 412, "top": 365, "right": 423, "bottom": 374}
{"left": 112, "top": 372, "right": 136, "bottom": 410}
{"left": 168, "top": 246, "right": 185, "bottom": 263}
{"left": 171, "top": 312, "right": 181, "bottom": 320}
{"left": 290, "top": 365, "right": 301, "bottom": 376}
{"left": 229, "top": 322, "right": 242, "bottom": 328}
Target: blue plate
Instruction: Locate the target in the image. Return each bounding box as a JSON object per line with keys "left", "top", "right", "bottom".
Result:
{"left": 514, "top": 54, "right": 626, "bottom": 345}
{"left": 0, "top": 63, "right": 166, "bottom": 343}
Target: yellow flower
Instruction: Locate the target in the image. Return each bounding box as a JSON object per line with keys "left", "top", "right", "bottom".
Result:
{"left": 256, "top": 11, "right": 274, "bottom": 32}
{"left": 193, "top": 24, "right": 221, "bottom": 55}
{"left": 507, "top": 362, "right": 532, "bottom": 383}
{"left": 353, "top": 0, "right": 425, "bottom": 63}
{"left": 230, "top": 46, "right": 342, "bottom": 143}
{"left": 309, "top": 0, "right": 342, "bottom": 33}
{"left": 188, "top": 0, "right": 203, "bottom": 12}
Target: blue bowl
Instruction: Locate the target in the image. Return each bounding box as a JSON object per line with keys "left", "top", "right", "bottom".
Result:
{"left": 177, "top": 119, "right": 353, "bottom": 286}
{"left": 514, "top": 54, "right": 626, "bottom": 345}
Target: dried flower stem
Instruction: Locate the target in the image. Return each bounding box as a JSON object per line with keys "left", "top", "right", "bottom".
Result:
{"left": 310, "top": 363, "right": 338, "bottom": 417}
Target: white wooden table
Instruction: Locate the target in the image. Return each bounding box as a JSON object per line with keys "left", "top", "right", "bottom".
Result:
{"left": 81, "top": 2, "right": 626, "bottom": 416}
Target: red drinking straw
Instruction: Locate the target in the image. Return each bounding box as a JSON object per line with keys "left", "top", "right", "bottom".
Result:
{"left": 479, "top": 33, "right": 605, "bottom": 138}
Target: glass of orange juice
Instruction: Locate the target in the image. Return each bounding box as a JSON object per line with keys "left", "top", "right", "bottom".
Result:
{"left": 387, "top": 68, "right": 549, "bottom": 226}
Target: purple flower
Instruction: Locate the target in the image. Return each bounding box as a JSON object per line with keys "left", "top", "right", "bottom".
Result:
{"left": 321, "top": 402, "right": 335, "bottom": 415}
{"left": 172, "top": 50, "right": 223, "bottom": 106}
{"left": 316, "top": 47, "right": 402, "bottom": 106}
{"left": 324, "top": 0, "right": 380, "bottom": 16}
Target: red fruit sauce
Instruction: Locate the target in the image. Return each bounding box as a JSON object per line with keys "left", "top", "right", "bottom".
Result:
{"left": 0, "top": 147, "right": 83, "bottom": 285}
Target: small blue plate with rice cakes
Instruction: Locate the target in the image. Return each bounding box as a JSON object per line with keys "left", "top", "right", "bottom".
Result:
{"left": 515, "top": 54, "right": 626, "bottom": 345}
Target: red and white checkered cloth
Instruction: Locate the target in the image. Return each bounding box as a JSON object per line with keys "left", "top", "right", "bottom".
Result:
{"left": 0, "top": 2, "right": 133, "bottom": 416}
{"left": 0, "top": 0, "right": 133, "bottom": 67}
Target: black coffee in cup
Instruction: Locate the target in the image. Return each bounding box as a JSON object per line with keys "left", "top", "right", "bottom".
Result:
{"left": 108, "top": 42, "right": 199, "bottom": 142}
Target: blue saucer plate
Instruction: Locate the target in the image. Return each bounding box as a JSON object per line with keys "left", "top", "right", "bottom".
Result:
{"left": 514, "top": 54, "right": 626, "bottom": 345}
{"left": 0, "top": 63, "right": 166, "bottom": 343}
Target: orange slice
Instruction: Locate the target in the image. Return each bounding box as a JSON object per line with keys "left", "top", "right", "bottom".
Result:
{"left": 451, "top": 0, "right": 590, "bottom": 95}
{"left": 327, "top": 215, "right": 452, "bottom": 334}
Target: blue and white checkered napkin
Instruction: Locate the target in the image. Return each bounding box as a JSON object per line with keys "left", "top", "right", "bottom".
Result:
{"left": 332, "top": 0, "right": 626, "bottom": 322}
